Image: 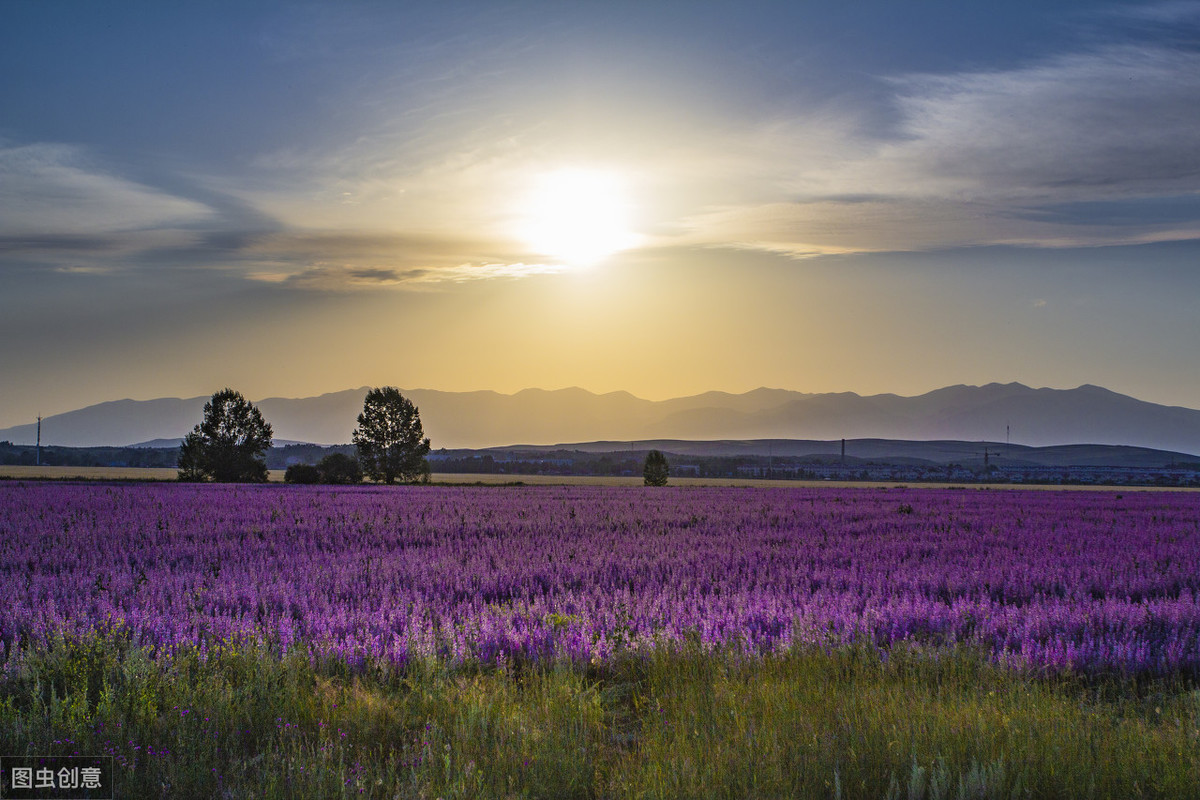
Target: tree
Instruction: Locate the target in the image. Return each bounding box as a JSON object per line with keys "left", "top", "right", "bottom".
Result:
{"left": 352, "top": 387, "right": 431, "bottom": 484}
{"left": 643, "top": 449, "right": 669, "bottom": 486}
{"left": 178, "top": 389, "right": 273, "bottom": 482}
{"left": 177, "top": 434, "right": 205, "bottom": 481}
{"left": 284, "top": 463, "right": 321, "bottom": 484}
{"left": 317, "top": 452, "right": 362, "bottom": 484}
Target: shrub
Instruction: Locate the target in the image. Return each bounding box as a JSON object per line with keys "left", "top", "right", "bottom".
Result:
{"left": 317, "top": 453, "right": 362, "bottom": 485}
{"left": 284, "top": 463, "right": 320, "bottom": 484}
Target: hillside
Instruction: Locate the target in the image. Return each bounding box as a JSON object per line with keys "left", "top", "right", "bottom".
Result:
{"left": 2, "top": 383, "right": 1199, "bottom": 455}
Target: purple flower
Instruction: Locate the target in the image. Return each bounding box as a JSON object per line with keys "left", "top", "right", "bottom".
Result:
{"left": 3, "top": 483, "right": 1199, "bottom": 676}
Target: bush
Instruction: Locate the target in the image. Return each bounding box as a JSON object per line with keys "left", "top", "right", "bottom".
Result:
{"left": 284, "top": 464, "right": 320, "bottom": 484}
{"left": 317, "top": 453, "right": 362, "bottom": 485}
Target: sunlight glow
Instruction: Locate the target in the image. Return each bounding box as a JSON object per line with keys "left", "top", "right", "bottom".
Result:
{"left": 518, "top": 168, "right": 638, "bottom": 266}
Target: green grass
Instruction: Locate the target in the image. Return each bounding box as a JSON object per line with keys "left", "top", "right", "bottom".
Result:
{"left": 3, "top": 633, "right": 1199, "bottom": 798}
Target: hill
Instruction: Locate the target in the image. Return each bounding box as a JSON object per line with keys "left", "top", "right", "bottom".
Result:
{"left": 2, "top": 383, "right": 1198, "bottom": 455}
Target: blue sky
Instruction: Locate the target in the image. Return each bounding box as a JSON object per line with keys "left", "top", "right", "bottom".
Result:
{"left": 2, "top": 1, "right": 1199, "bottom": 427}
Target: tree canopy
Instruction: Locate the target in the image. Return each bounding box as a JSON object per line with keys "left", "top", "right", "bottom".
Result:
{"left": 316, "top": 452, "right": 362, "bottom": 484}
{"left": 643, "top": 449, "right": 669, "bottom": 486}
{"left": 352, "top": 387, "right": 431, "bottom": 484}
{"left": 283, "top": 463, "right": 320, "bottom": 484}
{"left": 178, "top": 388, "right": 273, "bottom": 482}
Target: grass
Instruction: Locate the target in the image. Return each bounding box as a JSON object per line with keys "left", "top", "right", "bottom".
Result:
{"left": 3, "top": 633, "right": 1200, "bottom": 799}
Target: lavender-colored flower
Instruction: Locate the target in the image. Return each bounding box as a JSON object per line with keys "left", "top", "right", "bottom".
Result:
{"left": 2, "top": 483, "right": 1199, "bottom": 676}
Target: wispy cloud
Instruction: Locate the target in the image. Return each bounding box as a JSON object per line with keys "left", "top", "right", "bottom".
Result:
{"left": 674, "top": 30, "right": 1200, "bottom": 255}
{"left": 238, "top": 230, "right": 560, "bottom": 289}
{"left": 0, "top": 138, "right": 561, "bottom": 288}
{"left": 1106, "top": 1, "right": 1200, "bottom": 25}
{"left": 0, "top": 143, "right": 212, "bottom": 237}
{"left": 879, "top": 46, "right": 1200, "bottom": 201}
{"left": 247, "top": 260, "right": 563, "bottom": 291}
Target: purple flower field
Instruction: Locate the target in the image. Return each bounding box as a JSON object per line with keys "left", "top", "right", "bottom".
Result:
{"left": 3, "top": 482, "right": 1200, "bottom": 675}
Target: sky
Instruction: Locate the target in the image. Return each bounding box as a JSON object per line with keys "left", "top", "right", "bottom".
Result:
{"left": 3, "top": 0, "right": 1200, "bottom": 429}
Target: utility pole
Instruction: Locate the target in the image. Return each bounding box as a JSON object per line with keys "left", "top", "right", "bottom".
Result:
{"left": 36, "top": 415, "right": 42, "bottom": 466}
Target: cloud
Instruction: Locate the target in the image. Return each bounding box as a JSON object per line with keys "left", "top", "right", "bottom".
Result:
{"left": 238, "top": 28, "right": 1200, "bottom": 270}
{"left": 247, "top": 260, "right": 563, "bottom": 291}
{"left": 674, "top": 34, "right": 1200, "bottom": 256}
{"left": 877, "top": 46, "right": 1200, "bottom": 201}
{"left": 12, "top": 8, "right": 1199, "bottom": 284}
{"left": 427, "top": 262, "right": 563, "bottom": 282}
{"left": 346, "top": 267, "right": 405, "bottom": 283}
{"left": 235, "top": 228, "right": 571, "bottom": 291}
{"left": 1106, "top": 1, "right": 1200, "bottom": 25}
{"left": 678, "top": 196, "right": 1200, "bottom": 259}
{"left": 0, "top": 140, "right": 560, "bottom": 288}
{"left": 0, "top": 143, "right": 212, "bottom": 237}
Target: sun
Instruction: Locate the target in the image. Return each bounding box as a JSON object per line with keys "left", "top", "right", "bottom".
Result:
{"left": 518, "top": 168, "right": 638, "bottom": 267}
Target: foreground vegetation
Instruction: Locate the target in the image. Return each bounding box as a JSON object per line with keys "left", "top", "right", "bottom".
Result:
{"left": 4, "top": 634, "right": 1200, "bottom": 799}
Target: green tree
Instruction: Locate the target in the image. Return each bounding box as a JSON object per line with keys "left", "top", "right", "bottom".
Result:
{"left": 284, "top": 463, "right": 320, "bottom": 484}
{"left": 643, "top": 449, "right": 669, "bottom": 486}
{"left": 177, "top": 435, "right": 205, "bottom": 481}
{"left": 178, "top": 389, "right": 273, "bottom": 482}
{"left": 352, "top": 387, "right": 431, "bottom": 484}
{"left": 317, "top": 452, "right": 362, "bottom": 484}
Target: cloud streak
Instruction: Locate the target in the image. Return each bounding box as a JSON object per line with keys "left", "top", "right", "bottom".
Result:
{"left": 674, "top": 35, "right": 1200, "bottom": 256}
{"left": 248, "top": 260, "right": 563, "bottom": 291}
{"left": 881, "top": 46, "right": 1200, "bottom": 200}
{"left": 0, "top": 143, "right": 212, "bottom": 237}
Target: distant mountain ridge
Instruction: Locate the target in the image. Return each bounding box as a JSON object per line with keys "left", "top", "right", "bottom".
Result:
{"left": 2, "top": 383, "right": 1199, "bottom": 455}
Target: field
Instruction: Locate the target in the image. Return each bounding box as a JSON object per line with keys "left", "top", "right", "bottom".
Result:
{"left": 3, "top": 482, "right": 1200, "bottom": 798}
{"left": 5, "top": 464, "right": 1196, "bottom": 491}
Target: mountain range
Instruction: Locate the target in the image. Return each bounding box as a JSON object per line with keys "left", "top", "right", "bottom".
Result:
{"left": 2, "top": 383, "right": 1199, "bottom": 456}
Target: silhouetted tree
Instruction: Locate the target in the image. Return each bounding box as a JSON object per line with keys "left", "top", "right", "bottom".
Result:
{"left": 284, "top": 463, "right": 321, "bottom": 484}
{"left": 643, "top": 449, "right": 669, "bottom": 486}
{"left": 317, "top": 452, "right": 362, "bottom": 484}
{"left": 352, "top": 387, "right": 431, "bottom": 484}
{"left": 178, "top": 388, "right": 273, "bottom": 482}
{"left": 177, "top": 435, "right": 205, "bottom": 481}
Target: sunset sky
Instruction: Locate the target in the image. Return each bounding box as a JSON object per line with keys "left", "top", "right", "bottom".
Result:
{"left": 3, "top": 1, "right": 1200, "bottom": 429}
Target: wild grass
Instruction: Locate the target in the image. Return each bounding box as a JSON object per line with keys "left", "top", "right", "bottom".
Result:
{"left": 3, "top": 633, "right": 1199, "bottom": 799}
